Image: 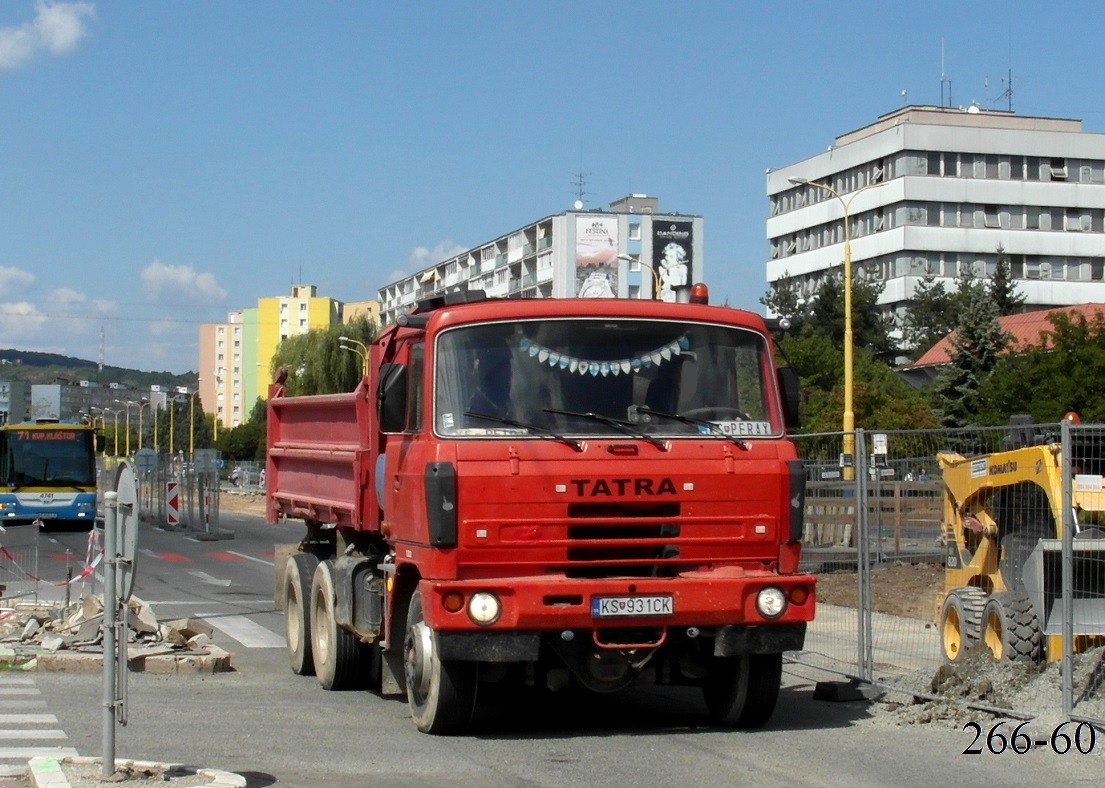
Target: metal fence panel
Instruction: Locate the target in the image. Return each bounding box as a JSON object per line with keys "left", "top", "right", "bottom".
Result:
{"left": 794, "top": 421, "right": 1105, "bottom": 725}
{"left": 1063, "top": 423, "right": 1105, "bottom": 728}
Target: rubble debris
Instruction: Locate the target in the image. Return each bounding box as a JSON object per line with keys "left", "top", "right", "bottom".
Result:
{"left": 0, "top": 594, "right": 234, "bottom": 673}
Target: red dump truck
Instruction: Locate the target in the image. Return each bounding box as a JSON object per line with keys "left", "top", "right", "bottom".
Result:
{"left": 266, "top": 287, "right": 815, "bottom": 734}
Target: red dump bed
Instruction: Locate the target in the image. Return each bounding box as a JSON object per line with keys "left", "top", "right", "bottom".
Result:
{"left": 265, "top": 378, "right": 378, "bottom": 530}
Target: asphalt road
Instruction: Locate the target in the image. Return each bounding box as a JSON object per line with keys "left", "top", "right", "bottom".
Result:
{"left": 19, "top": 512, "right": 1105, "bottom": 786}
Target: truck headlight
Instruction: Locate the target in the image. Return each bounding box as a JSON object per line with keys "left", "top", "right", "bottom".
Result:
{"left": 756, "top": 587, "right": 787, "bottom": 619}
{"left": 467, "top": 592, "right": 501, "bottom": 626}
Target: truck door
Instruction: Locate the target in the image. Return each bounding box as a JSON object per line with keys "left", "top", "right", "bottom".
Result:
{"left": 381, "top": 341, "right": 434, "bottom": 548}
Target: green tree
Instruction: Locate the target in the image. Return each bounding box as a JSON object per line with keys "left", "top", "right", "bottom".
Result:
{"left": 978, "top": 309, "right": 1105, "bottom": 424}
{"left": 271, "top": 315, "right": 377, "bottom": 396}
{"left": 778, "top": 328, "right": 936, "bottom": 433}
{"left": 990, "top": 245, "right": 1026, "bottom": 317}
{"left": 899, "top": 269, "right": 958, "bottom": 360}
{"left": 804, "top": 274, "right": 898, "bottom": 362}
{"left": 759, "top": 272, "right": 811, "bottom": 334}
{"left": 930, "top": 278, "right": 1009, "bottom": 427}
{"left": 219, "top": 398, "right": 268, "bottom": 462}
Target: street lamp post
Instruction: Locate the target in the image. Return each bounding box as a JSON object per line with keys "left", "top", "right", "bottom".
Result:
{"left": 189, "top": 389, "right": 200, "bottom": 463}
{"left": 137, "top": 399, "right": 151, "bottom": 451}
{"left": 616, "top": 253, "right": 660, "bottom": 299}
{"left": 788, "top": 176, "right": 885, "bottom": 479}
{"left": 89, "top": 408, "right": 107, "bottom": 457}
{"left": 114, "top": 400, "right": 136, "bottom": 457}
{"left": 338, "top": 336, "right": 369, "bottom": 377}
{"left": 107, "top": 408, "right": 123, "bottom": 457}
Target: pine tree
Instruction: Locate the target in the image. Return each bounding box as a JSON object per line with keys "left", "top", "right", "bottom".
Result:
{"left": 900, "top": 269, "right": 957, "bottom": 360}
{"left": 990, "top": 245, "right": 1026, "bottom": 316}
{"left": 931, "top": 280, "right": 1009, "bottom": 427}
{"left": 759, "top": 272, "right": 810, "bottom": 334}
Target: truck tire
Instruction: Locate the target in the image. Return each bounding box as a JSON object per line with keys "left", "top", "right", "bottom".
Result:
{"left": 403, "top": 589, "right": 477, "bottom": 734}
{"left": 981, "top": 592, "right": 1042, "bottom": 663}
{"left": 703, "top": 652, "right": 782, "bottom": 728}
{"left": 284, "top": 553, "right": 319, "bottom": 676}
{"left": 311, "top": 560, "right": 373, "bottom": 691}
{"left": 940, "top": 587, "right": 987, "bottom": 662}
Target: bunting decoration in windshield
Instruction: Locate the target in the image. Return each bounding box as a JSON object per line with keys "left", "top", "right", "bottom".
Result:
{"left": 518, "top": 335, "right": 690, "bottom": 376}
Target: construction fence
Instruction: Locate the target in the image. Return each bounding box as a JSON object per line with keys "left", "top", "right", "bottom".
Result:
{"left": 795, "top": 422, "right": 1105, "bottom": 730}
{"left": 0, "top": 452, "right": 239, "bottom": 605}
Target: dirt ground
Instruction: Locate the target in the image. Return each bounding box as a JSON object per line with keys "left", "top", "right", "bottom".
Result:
{"left": 814, "top": 561, "right": 945, "bottom": 622}
{"left": 218, "top": 490, "right": 267, "bottom": 516}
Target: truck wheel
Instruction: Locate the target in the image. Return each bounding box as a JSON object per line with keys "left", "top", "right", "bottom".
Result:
{"left": 940, "top": 587, "right": 987, "bottom": 662}
{"left": 403, "top": 589, "right": 476, "bottom": 734}
{"left": 284, "top": 553, "right": 319, "bottom": 676}
{"left": 311, "top": 560, "right": 370, "bottom": 691}
{"left": 703, "top": 652, "right": 782, "bottom": 728}
{"left": 981, "top": 592, "right": 1042, "bottom": 663}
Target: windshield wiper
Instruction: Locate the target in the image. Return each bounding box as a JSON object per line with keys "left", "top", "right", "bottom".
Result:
{"left": 634, "top": 406, "right": 750, "bottom": 450}
{"left": 543, "top": 408, "right": 668, "bottom": 452}
{"left": 465, "top": 411, "right": 584, "bottom": 452}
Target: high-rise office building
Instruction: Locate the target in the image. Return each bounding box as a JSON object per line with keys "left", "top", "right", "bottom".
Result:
{"left": 766, "top": 105, "right": 1105, "bottom": 344}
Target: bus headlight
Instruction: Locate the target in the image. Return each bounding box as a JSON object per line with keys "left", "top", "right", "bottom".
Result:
{"left": 756, "top": 587, "right": 787, "bottom": 619}
{"left": 467, "top": 592, "right": 501, "bottom": 626}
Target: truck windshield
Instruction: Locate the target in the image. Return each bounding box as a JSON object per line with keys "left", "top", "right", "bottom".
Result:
{"left": 434, "top": 318, "right": 782, "bottom": 440}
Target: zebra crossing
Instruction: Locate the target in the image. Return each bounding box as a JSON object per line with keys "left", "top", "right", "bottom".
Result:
{"left": 0, "top": 675, "right": 76, "bottom": 776}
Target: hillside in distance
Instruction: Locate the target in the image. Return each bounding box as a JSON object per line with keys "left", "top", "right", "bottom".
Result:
{"left": 0, "top": 348, "right": 196, "bottom": 390}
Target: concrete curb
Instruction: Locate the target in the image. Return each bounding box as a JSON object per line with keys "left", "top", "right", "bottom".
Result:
{"left": 29, "top": 755, "right": 246, "bottom": 787}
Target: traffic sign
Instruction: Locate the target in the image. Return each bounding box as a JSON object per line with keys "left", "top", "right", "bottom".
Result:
{"left": 166, "top": 481, "right": 180, "bottom": 527}
{"left": 133, "top": 448, "right": 157, "bottom": 473}
{"left": 113, "top": 461, "right": 140, "bottom": 602}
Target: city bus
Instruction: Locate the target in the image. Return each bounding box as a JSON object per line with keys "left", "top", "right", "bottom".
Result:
{"left": 0, "top": 420, "right": 101, "bottom": 529}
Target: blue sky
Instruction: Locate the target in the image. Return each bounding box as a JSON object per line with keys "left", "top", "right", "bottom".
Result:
{"left": 2, "top": 0, "right": 1104, "bottom": 375}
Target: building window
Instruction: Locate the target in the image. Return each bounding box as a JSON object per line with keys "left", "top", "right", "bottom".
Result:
{"left": 629, "top": 222, "right": 640, "bottom": 240}
{"left": 1050, "top": 158, "right": 1068, "bottom": 180}
{"left": 984, "top": 206, "right": 1000, "bottom": 228}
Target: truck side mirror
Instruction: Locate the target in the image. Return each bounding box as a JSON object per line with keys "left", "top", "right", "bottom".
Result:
{"left": 778, "top": 367, "right": 801, "bottom": 430}
{"left": 377, "top": 362, "right": 408, "bottom": 433}
{"left": 94, "top": 434, "right": 106, "bottom": 453}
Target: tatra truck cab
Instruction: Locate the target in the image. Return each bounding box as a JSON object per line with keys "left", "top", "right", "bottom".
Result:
{"left": 267, "top": 289, "right": 814, "bottom": 734}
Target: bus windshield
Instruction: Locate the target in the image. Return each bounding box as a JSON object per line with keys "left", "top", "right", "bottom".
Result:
{"left": 0, "top": 427, "right": 97, "bottom": 488}
{"left": 434, "top": 318, "right": 782, "bottom": 440}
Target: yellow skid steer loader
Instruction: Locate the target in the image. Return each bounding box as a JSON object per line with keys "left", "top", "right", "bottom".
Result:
{"left": 938, "top": 417, "right": 1105, "bottom": 663}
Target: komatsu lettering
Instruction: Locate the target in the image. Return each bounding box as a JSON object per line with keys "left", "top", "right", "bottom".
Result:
{"left": 568, "top": 478, "right": 678, "bottom": 496}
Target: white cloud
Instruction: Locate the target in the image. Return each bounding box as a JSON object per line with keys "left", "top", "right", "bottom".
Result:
{"left": 140, "top": 259, "right": 227, "bottom": 304}
{"left": 0, "top": 266, "right": 34, "bottom": 293}
{"left": 408, "top": 241, "right": 468, "bottom": 270}
{"left": 0, "top": 300, "right": 47, "bottom": 339}
{"left": 388, "top": 240, "right": 469, "bottom": 282}
{"left": 0, "top": 1, "right": 94, "bottom": 70}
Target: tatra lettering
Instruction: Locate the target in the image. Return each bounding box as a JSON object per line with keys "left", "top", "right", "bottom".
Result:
{"left": 569, "top": 478, "right": 678, "bottom": 497}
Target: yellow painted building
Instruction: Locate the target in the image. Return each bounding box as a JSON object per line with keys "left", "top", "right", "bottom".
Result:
{"left": 198, "top": 285, "right": 345, "bottom": 431}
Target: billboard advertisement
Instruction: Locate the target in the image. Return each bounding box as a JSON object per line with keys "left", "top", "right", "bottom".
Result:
{"left": 574, "top": 216, "right": 618, "bottom": 298}
{"left": 652, "top": 220, "right": 693, "bottom": 302}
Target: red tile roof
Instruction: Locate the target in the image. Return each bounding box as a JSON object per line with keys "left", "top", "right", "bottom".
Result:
{"left": 911, "top": 303, "right": 1105, "bottom": 367}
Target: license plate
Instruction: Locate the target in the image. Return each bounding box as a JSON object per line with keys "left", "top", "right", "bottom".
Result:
{"left": 591, "top": 595, "right": 673, "bottom": 618}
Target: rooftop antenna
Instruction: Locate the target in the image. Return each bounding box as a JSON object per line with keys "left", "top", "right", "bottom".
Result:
{"left": 571, "top": 153, "right": 590, "bottom": 209}
{"left": 996, "top": 63, "right": 1014, "bottom": 112}
{"left": 940, "top": 38, "right": 952, "bottom": 108}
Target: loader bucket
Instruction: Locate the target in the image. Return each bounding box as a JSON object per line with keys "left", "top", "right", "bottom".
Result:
{"left": 1021, "top": 536, "right": 1105, "bottom": 638}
